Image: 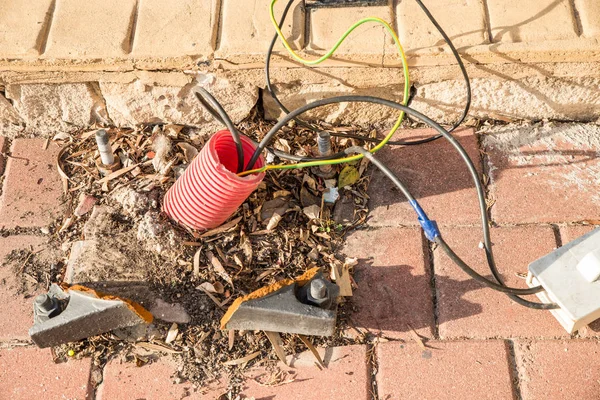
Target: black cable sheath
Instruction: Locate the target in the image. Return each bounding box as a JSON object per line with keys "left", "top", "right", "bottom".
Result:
{"left": 194, "top": 88, "right": 245, "bottom": 173}
{"left": 246, "top": 95, "right": 557, "bottom": 307}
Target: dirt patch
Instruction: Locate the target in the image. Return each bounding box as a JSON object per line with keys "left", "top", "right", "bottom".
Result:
{"left": 6, "top": 109, "right": 387, "bottom": 396}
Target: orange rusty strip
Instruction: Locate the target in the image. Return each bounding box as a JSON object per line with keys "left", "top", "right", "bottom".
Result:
{"left": 61, "top": 283, "right": 154, "bottom": 323}
{"left": 220, "top": 267, "right": 320, "bottom": 330}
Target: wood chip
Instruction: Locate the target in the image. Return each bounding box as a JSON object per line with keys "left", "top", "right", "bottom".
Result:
{"left": 223, "top": 350, "right": 261, "bottom": 366}
{"left": 135, "top": 342, "right": 181, "bottom": 354}
{"left": 165, "top": 323, "right": 178, "bottom": 344}
{"left": 200, "top": 217, "right": 243, "bottom": 238}
{"left": 96, "top": 163, "right": 140, "bottom": 184}
{"left": 264, "top": 331, "right": 287, "bottom": 366}
{"left": 228, "top": 329, "right": 235, "bottom": 351}
{"left": 298, "top": 335, "right": 324, "bottom": 368}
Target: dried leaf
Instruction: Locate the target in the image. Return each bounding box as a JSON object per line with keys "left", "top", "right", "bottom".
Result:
{"left": 197, "top": 285, "right": 226, "bottom": 310}
{"left": 193, "top": 249, "right": 202, "bottom": 277}
{"left": 165, "top": 323, "right": 178, "bottom": 344}
{"left": 96, "top": 163, "right": 140, "bottom": 184}
{"left": 200, "top": 217, "right": 242, "bottom": 238}
{"left": 266, "top": 212, "right": 282, "bottom": 231}
{"left": 264, "top": 331, "right": 287, "bottom": 365}
{"left": 303, "top": 205, "right": 320, "bottom": 220}
{"left": 177, "top": 142, "right": 198, "bottom": 163}
{"left": 298, "top": 335, "right": 324, "bottom": 368}
{"left": 407, "top": 323, "right": 426, "bottom": 350}
{"left": 338, "top": 166, "right": 360, "bottom": 188}
{"left": 223, "top": 350, "right": 261, "bottom": 366}
{"left": 135, "top": 342, "right": 181, "bottom": 354}
{"left": 207, "top": 251, "right": 233, "bottom": 288}
{"left": 197, "top": 281, "right": 223, "bottom": 294}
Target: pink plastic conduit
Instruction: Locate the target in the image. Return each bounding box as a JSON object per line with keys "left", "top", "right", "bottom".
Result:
{"left": 162, "top": 130, "right": 265, "bottom": 230}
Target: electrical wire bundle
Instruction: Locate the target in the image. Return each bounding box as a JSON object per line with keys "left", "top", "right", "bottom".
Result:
{"left": 194, "top": 0, "right": 557, "bottom": 309}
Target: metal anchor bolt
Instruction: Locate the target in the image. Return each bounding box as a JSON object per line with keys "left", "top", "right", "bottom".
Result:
{"left": 314, "top": 131, "right": 335, "bottom": 178}
{"left": 310, "top": 279, "right": 328, "bottom": 300}
{"left": 95, "top": 129, "right": 115, "bottom": 166}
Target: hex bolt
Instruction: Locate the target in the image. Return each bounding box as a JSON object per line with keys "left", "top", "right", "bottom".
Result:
{"left": 310, "top": 279, "right": 328, "bottom": 300}
{"left": 35, "top": 294, "right": 55, "bottom": 312}
{"left": 95, "top": 129, "right": 115, "bottom": 166}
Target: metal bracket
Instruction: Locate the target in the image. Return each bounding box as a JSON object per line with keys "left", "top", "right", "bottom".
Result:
{"left": 224, "top": 272, "right": 340, "bottom": 336}
{"left": 29, "top": 284, "right": 153, "bottom": 348}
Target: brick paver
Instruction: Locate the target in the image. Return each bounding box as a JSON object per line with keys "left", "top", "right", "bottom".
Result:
{"left": 576, "top": 0, "right": 600, "bottom": 36}
{"left": 377, "top": 340, "right": 514, "bottom": 400}
{"left": 0, "top": 0, "right": 53, "bottom": 57}
{"left": 44, "top": 0, "right": 137, "bottom": 58}
{"left": 367, "top": 128, "right": 483, "bottom": 227}
{"left": 99, "top": 357, "right": 223, "bottom": 399}
{"left": 487, "top": 0, "right": 579, "bottom": 43}
{"left": 433, "top": 225, "right": 568, "bottom": 339}
{"left": 483, "top": 123, "right": 600, "bottom": 224}
{"left": 241, "top": 345, "right": 369, "bottom": 400}
{"left": 0, "top": 139, "right": 65, "bottom": 229}
{"left": 217, "top": 0, "right": 305, "bottom": 59}
{"left": 396, "top": 0, "right": 489, "bottom": 50}
{"left": 0, "top": 347, "right": 92, "bottom": 399}
{"left": 132, "top": 0, "right": 217, "bottom": 57}
{"left": 515, "top": 340, "right": 600, "bottom": 400}
{"left": 0, "top": 235, "right": 59, "bottom": 341}
{"left": 342, "top": 227, "right": 434, "bottom": 339}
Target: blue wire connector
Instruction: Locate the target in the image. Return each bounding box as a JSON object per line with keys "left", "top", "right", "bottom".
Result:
{"left": 409, "top": 200, "right": 440, "bottom": 241}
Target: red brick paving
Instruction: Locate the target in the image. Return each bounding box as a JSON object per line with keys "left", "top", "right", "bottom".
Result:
{"left": 367, "top": 128, "right": 483, "bottom": 227}
{"left": 99, "top": 357, "right": 224, "bottom": 400}
{"left": 0, "top": 235, "right": 59, "bottom": 341}
{"left": 433, "top": 225, "right": 568, "bottom": 339}
{"left": 377, "top": 340, "right": 514, "bottom": 400}
{"left": 1, "top": 125, "right": 600, "bottom": 398}
{"left": 0, "top": 347, "right": 92, "bottom": 399}
{"left": 240, "top": 345, "right": 370, "bottom": 400}
{"left": 342, "top": 227, "right": 435, "bottom": 339}
{"left": 484, "top": 124, "right": 600, "bottom": 224}
{"left": 0, "top": 139, "right": 65, "bottom": 229}
{"left": 515, "top": 340, "right": 600, "bottom": 400}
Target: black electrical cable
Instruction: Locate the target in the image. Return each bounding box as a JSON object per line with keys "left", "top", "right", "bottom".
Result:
{"left": 194, "top": 88, "right": 245, "bottom": 173}
{"left": 343, "top": 146, "right": 546, "bottom": 296}
{"left": 246, "top": 95, "right": 558, "bottom": 308}
{"left": 265, "top": 0, "right": 471, "bottom": 146}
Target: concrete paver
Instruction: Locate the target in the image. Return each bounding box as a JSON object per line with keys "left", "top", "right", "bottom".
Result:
{"left": 483, "top": 123, "right": 600, "bottom": 224}
{"left": 99, "top": 357, "right": 224, "bottom": 399}
{"left": 575, "top": 0, "right": 600, "bottom": 37}
{"left": 367, "top": 128, "right": 483, "bottom": 227}
{"left": 241, "top": 345, "right": 370, "bottom": 400}
{"left": 396, "top": 0, "right": 489, "bottom": 50}
{"left": 487, "top": 0, "right": 579, "bottom": 43}
{"left": 0, "top": 0, "right": 53, "bottom": 57}
{"left": 133, "top": 0, "right": 217, "bottom": 57}
{"left": 515, "top": 340, "right": 600, "bottom": 400}
{"left": 377, "top": 340, "right": 515, "bottom": 400}
{"left": 44, "top": 0, "right": 137, "bottom": 58}
{"left": 0, "top": 139, "right": 65, "bottom": 229}
{"left": 433, "top": 225, "right": 568, "bottom": 339}
{"left": 0, "top": 347, "right": 92, "bottom": 400}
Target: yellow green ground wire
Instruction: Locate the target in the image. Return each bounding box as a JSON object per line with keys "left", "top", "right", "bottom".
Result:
{"left": 238, "top": 0, "right": 410, "bottom": 177}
